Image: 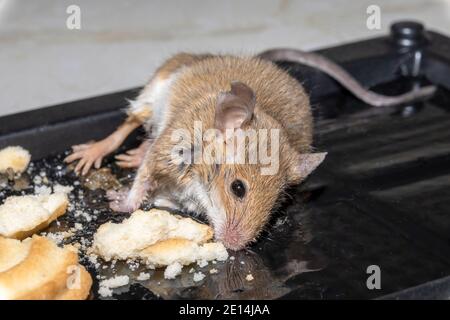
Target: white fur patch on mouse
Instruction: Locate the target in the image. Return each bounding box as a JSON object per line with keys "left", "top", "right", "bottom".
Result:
{"left": 153, "top": 196, "right": 180, "bottom": 211}
{"left": 177, "top": 179, "right": 226, "bottom": 234}
{"left": 128, "top": 73, "right": 179, "bottom": 137}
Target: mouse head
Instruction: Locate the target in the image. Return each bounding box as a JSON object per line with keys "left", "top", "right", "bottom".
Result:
{"left": 164, "top": 81, "right": 326, "bottom": 250}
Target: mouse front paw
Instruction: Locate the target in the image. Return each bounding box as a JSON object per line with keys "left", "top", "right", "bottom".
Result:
{"left": 107, "top": 188, "right": 142, "bottom": 213}
{"left": 65, "top": 140, "right": 115, "bottom": 176}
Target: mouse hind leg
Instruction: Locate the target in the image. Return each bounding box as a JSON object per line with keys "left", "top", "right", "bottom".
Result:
{"left": 127, "top": 53, "right": 213, "bottom": 123}
{"left": 109, "top": 146, "right": 158, "bottom": 212}
{"left": 115, "top": 53, "right": 213, "bottom": 168}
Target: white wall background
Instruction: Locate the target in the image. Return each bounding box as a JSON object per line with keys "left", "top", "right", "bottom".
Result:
{"left": 0, "top": 0, "right": 449, "bottom": 116}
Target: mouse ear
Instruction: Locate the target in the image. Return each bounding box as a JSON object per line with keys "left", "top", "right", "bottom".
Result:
{"left": 215, "top": 81, "right": 256, "bottom": 133}
{"left": 288, "top": 152, "right": 327, "bottom": 183}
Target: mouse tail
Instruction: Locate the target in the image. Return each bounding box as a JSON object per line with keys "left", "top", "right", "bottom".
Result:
{"left": 258, "top": 48, "right": 436, "bottom": 107}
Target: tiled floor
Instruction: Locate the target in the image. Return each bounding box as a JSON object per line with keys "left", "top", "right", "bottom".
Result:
{"left": 0, "top": 0, "right": 449, "bottom": 116}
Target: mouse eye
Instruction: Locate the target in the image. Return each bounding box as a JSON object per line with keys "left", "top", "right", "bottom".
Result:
{"left": 230, "top": 180, "right": 246, "bottom": 199}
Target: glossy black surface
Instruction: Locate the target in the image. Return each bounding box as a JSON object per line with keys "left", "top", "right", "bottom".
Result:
{"left": 1, "top": 22, "right": 450, "bottom": 299}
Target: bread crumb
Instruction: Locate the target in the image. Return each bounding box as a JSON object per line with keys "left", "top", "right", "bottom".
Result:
{"left": 189, "top": 267, "right": 195, "bottom": 273}
{"left": 98, "top": 286, "right": 113, "bottom": 298}
{"left": 100, "top": 275, "right": 129, "bottom": 288}
{"left": 245, "top": 274, "right": 254, "bottom": 281}
{"left": 136, "top": 272, "right": 151, "bottom": 281}
{"left": 88, "top": 254, "right": 100, "bottom": 269}
{"left": 98, "top": 275, "right": 129, "bottom": 297}
{"left": 34, "top": 185, "right": 51, "bottom": 195}
{"left": 33, "top": 176, "right": 42, "bottom": 185}
{"left": 164, "top": 262, "right": 183, "bottom": 279}
{"left": 193, "top": 272, "right": 205, "bottom": 282}
{"left": 44, "top": 230, "right": 74, "bottom": 245}
{"left": 209, "top": 268, "right": 218, "bottom": 274}
{"left": 126, "top": 259, "right": 140, "bottom": 271}
{"left": 197, "top": 259, "right": 208, "bottom": 268}
{"left": 53, "top": 184, "right": 74, "bottom": 194}
{"left": 74, "top": 210, "right": 92, "bottom": 222}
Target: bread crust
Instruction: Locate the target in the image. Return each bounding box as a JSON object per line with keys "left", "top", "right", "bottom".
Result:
{"left": 0, "top": 146, "right": 31, "bottom": 174}
{"left": 55, "top": 266, "right": 92, "bottom": 300}
{"left": 0, "top": 237, "right": 30, "bottom": 272}
{"left": 0, "top": 194, "right": 68, "bottom": 240}
{"left": 8, "top": 201, "right": 68, "bottom": 240}
{"left": 0, "top": 236, "right": 92, "bottom": 300}
{"left": 140, "top": 238, "right": 199, "bottom": 267}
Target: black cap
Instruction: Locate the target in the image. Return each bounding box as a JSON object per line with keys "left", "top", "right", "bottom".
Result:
{"left": 390, "top": 21, "right": 428, "bottom": 49}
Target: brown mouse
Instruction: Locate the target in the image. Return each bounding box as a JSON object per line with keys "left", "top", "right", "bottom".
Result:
{"left": 65, "top": 50, "right": 435, "bottom": 250}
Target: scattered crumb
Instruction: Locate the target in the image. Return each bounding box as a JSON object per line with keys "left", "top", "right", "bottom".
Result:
{"left": 98, "top": 286, "right": 113, "bottom": 298}
{"left": 245, "top": 274, "right": 254, "bottom": 281}
{"left": 53, "top": 184, "right": 74, "bottom": 194}
{"left": 193, "top": 272, "right": 205, "bottom": 282}
{"left": 209, "top": 268, "right": 218, "bottom": 274}
{"left": 240, "top": 261, "right": 245, "bottom": 265}
{"left": 274, "top": 216, "right": 288, "bottom": 228}
{"left": 43, "top": 230, "right": 74, "bottom": 245}
{"left": 230, "top": 256, "right": 235, "bottom": 260}
{"left": 197, "top": 259, "right": 208, "bottom": 268}
{"left": 74, "top": 210, "right": 92, "bottom": 222}
{"left": 34, "top": 185, "right": 51, "bottom": 195}
{"left": 100, "top": 275, "right": 129, "bottom": 289}
{"left": 98, "top": 275, "right": 130, "bottom": 297}
{"left": 33, "top": 175, "right": 42, "bottom": 185}
{"left": 88, "top": 253, "right": 100, "bottom": 269}
{"left": 164, "top": 262, "right": 183, "bottom": 279}
{"left": 136, "top": 272, "right": 151, "bottom": 281}
{"left": 189, "top": 268, "right": 195, "bottom": 273}
{"left": 126, "top": 259, "right": 140, "bottom": 271}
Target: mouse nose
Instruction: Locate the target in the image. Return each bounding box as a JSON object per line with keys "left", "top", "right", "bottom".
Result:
{"left": 217, "top": 229, "right": 246, "bottom": 251}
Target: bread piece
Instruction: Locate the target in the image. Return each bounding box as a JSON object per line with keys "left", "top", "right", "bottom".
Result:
{"left": 140, "top": 238, "right": 228, "bottom": 267}
{"left": 55, "top": 266, "right": 92, "bottom": 300}
{"left": 140, "top": 238, "right": 201, "bottom": 267}
{"left": 93, "top": 209, "right": 213, "bottom": 261}
{"left": 0, "top": 193, "right": 68, "bottom": 239}
{"left": 0, "top": 236, "right": 92, "bottom": 300}
{"left": 0, "top": 146, "right": 31, "bottom": 174}
{"left": 0, "top": 237, "right": 30, "bottom": 273}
